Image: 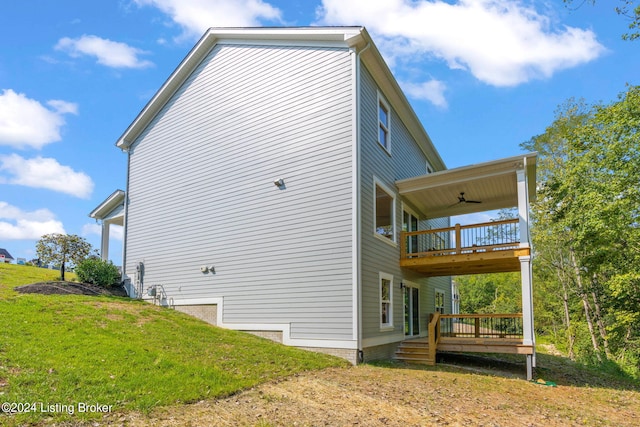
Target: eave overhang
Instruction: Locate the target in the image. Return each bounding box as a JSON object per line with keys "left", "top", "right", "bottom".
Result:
{"left": 89, "top": 189, "right": 125, "bottom": 221}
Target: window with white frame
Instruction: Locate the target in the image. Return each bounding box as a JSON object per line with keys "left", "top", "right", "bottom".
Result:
{"left": 374, "top": 181, "right": 395, "bottom": 241}
{"left": 380, "top": 273, "right": 393, "bottom": 328}
{"left": 378, "top": 93, "right": 390, "bottom": 152}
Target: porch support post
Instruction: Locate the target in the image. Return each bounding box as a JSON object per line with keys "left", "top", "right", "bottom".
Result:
{"left": 100, "top": 221, "right": 110, "bottom": 261}
{"left": 517, "top": 164, "right": 535, "bottom": 380}
{"left": 516, "top": 169, "right": 530, "bottom": 247}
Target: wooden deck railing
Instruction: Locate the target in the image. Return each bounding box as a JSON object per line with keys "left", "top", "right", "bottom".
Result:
{"left": 438, "top": 313, "right": 524, "bottom": 339}
{"left": 401, "top": 218, "right": 520, "bottom": 260}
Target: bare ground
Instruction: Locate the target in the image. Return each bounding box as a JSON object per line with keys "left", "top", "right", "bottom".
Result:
{"left": 14, "top": 281, "right": 128, "bottom": 297}
{"left": 89, "top": 361, "right": 639, "bottom": 427}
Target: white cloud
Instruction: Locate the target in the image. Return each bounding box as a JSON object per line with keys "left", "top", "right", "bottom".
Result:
{"left": 318, "top": 0, "right": 605, "bottom": 87}
{"left": 0, "top": 201, "right": 65, "bottom": 240}
{"left": 400, "top": 79, "right": 448, "bottom": 108}
{"left": 82, "top": 223, "right": 101, "bottom": 237}
{"left": 133, "top": 0, "right": 282, "bottom": 40}
{"left": 55, "top": 35, "right": 154, "bottom": 69}
{"left": 0, "top": 154, "right": 94, "bottom": 199}
{"left": 83, "top": 222, "right": 123, "bottom": 240}
{"left": 0, "top": 89, "right": 78, "bottom": 149}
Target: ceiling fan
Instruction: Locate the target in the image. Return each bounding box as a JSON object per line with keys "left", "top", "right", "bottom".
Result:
{"left": 450, "top": 192, "right": 482, "bottom": 207}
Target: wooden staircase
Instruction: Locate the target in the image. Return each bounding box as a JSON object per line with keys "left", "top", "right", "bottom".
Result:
{"left": 394, "top": 338, "right": 435, "bottom": 365}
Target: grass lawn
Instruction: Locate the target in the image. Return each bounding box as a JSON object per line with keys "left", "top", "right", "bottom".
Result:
{"left": 0, "top": 264, "right": 347, "bottom": 425}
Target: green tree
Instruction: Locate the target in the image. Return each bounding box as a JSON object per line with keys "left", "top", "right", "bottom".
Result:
{"left": 564, "top": 0, "right": 640, "bottom": 40}
{"left": 35, "top": 234, "right": 95, "bottom": 281}
{"left": 522, "top": 86, "right": 640, "bottom": 373}
{"left": 457, "top": 272, "right": 521, "bottom": 314}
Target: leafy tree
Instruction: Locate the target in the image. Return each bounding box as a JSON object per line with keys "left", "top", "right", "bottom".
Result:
{"left": 522, "top": 86, "right": 640, "bottom": 375}
{"left": 563, "top": 0, "right": 640, "bottom": 40}
{"left": 457, "top": 272, "right": 521, "bottom": 314}
{"left": 35, "top": 234, "right": 95, "bottom": 281}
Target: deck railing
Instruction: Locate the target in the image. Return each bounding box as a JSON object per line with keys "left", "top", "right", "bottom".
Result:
{"left": 401, "top": 218, "right": 520, "bottom": 260}
{"left": 438, "top": 313, "right": 524, "bottom": 339}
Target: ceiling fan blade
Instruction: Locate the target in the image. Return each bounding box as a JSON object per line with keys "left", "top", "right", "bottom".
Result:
{"left": 465, "top": 200, "right": 482, "bottom": 204}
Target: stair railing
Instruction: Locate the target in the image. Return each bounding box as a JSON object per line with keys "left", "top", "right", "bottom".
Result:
{"left": 428, "top": 312, "right": 441, "bottom": 363}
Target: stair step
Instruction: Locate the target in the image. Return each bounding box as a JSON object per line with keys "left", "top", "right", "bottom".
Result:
{"left": 394, "top": 354, "right": 435, "bottom": 365}
{"left": 396, "top": 346, "right": 430, "bottom": 354}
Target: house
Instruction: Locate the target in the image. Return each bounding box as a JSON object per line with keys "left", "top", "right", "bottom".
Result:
{"left": 91, "top": 27, "right": 537, "bottom": 378}
{"left": 0, "top": 248, "right": 14, "bottom": 263}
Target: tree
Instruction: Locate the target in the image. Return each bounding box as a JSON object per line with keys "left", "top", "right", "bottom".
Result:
{"left": 563, "top": 0, "right": 640, "bottom": 40}
{"left": 35, "top": 234, "right": 95, "bottom": 281}
{"left": 522, "top": 86, "right": 640, "bottom": 374}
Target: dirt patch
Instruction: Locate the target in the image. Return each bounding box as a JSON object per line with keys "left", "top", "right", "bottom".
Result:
{"left": 97, "top": 364, "right": 639, "bottom": 427}
{"left": 14, "top": 281, "right": 128, "bottom": 297}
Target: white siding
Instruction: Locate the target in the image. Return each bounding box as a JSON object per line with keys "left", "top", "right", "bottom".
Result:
{"left": 359, "top": 65, "right": 450, "bottom": 343}
{"left": 125, "top": 44, "right": 354, "bottom": 340}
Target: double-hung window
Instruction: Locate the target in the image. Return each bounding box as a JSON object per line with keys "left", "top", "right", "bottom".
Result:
{"left": 380, "top": 272, "right": 393, "bottom": 329}
{"left": 378, "top": 93, "right": 390, "bottom": 152}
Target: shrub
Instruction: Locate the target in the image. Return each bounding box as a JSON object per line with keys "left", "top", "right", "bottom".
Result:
{"left": 75, "top": 258, "right": 120, "bottom": 288}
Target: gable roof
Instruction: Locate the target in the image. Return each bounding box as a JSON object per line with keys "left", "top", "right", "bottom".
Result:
{"left": 0, "top": 248, "right": 14, "bottom": 260}
{"left": 115, "top": 26, "right": 445, "bottom": 171}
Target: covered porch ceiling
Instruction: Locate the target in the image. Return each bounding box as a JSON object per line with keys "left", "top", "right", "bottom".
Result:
{"left": 396, "top": 153, "right": 537, "bottom": 219}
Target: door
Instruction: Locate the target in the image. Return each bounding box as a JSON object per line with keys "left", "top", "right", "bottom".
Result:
{"left": 404, "top": 285, "right": 420, "bottom": 336}
{"left": 403, "top": 210, "right": 419, "bottom": 254}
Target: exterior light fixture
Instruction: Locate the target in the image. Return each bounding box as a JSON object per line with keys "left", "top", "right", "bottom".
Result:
{"left": 274, "top": 178, "right": 285, "bottom": 188}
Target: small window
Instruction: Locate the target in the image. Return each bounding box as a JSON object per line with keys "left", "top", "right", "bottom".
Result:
{"left": 380, "top": 273, "right": 393, "bottom": 328}
{"left": 378, "top": 94, "right": 390, "bottom": 152}
{"left": 375, "top": 181, "right": 395, "bottom": 241}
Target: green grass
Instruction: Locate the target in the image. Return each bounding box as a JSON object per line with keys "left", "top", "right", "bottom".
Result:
{"left": 0, "top": 264, "right": 347, "bottom": 425}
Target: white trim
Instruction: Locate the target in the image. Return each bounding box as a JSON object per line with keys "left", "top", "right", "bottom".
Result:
{"left": 379, "top": 272, "right": 393, "bottom": 330}
{"left": 425, "top": 159, "right": 434, "bottom": 174}
{"left": 362, "top": 333, "right": 405, "bottom": 348}
{"left": 351, "top": 45, "right": 364, "bottom": 349}
{"left": 402, "top": 279, "right": 421, "bottom": 337}
{"left": 171, "top": 297, "right": 358, "bottom": 349}
{"left": 401, "top": 202, "right": 421, "bottom": 222}
{"left": 377, "top": 90, "right": 391, "bottom": 154}
{"left": 217, "top": 39, "right": 352, "bottom": 49}
{"left": 373, "top": 177, "right": 397, "bottom": 244}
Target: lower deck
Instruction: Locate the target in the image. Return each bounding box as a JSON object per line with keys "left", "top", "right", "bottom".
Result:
{"left": 395, "top": 313, "right": 534, "bottom": 378}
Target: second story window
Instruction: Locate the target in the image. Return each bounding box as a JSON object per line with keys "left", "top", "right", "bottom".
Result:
{"left": 375, "top": 181, "right": 395, "bottom": 242}
{"left": 378, "top": 93, "right": 390, "bottom": 152}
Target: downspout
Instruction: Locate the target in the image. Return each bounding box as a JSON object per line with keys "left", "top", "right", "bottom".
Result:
{"left": 354, "top": 41, "right": 371, "bottom": 362}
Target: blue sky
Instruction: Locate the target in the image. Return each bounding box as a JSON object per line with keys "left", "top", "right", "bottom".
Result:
{"left": 0, "top": 0, "right": 637, "bottom": 265}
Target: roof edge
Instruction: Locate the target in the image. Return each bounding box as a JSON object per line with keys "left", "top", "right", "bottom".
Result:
{"left": 89, "top": 189, "right": 125, "bottom": 219}
{"left": 116, "top": 27, "right": 365, "bottom": 149}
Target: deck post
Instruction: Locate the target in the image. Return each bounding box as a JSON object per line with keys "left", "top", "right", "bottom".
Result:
{"left": 454, "top": 223, "right": 461, "bottom": 254}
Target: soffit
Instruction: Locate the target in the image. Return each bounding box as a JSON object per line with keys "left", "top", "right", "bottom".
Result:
{"left": 396, "top": 153, "right": 537, "bottom": 219}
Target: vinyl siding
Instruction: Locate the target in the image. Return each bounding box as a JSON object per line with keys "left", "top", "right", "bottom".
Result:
{"left": 125, "top": 44, "right": 354, "bottom": 340}
{"left": 358, "top": 65, "right": 451, "bottom": 342}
